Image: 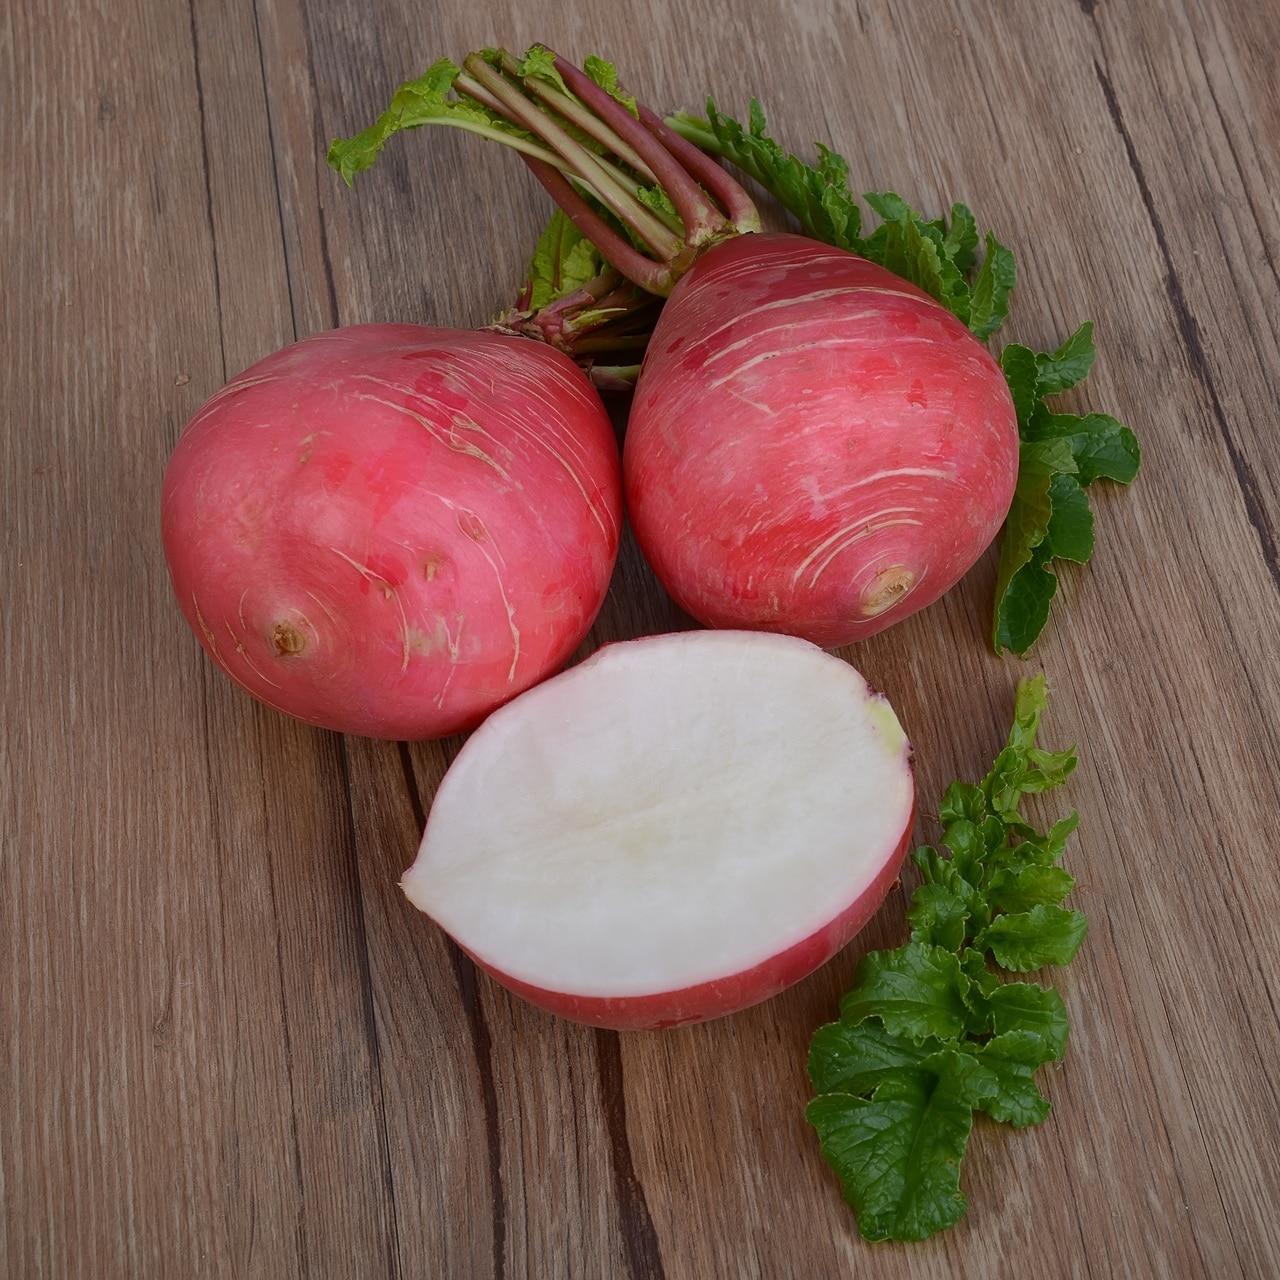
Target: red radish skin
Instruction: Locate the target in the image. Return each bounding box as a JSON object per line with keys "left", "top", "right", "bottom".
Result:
{"left": 463, "top": 814, "right": 915, "bottom": 1030}
{"left": 625, "top": 233, "right": 1019, "bottom": 647}
{"left": 162, "top": 324, "right": 621, "bottom": 739}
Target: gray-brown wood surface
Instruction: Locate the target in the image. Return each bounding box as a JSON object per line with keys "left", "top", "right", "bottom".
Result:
{"left": 5, "top": 0, "right": 1279, "bottom": 1275}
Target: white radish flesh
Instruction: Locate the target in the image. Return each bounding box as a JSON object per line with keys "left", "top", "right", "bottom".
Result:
{"left": 402, "top": 630, "right": 914, "bottom": 1028}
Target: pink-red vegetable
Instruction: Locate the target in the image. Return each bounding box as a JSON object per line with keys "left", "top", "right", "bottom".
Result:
{"left": 625, "top": 234, "right": 1019, "bottom": 646}
{"left": 162, "top": 324, "right": 621, "bottom": 739}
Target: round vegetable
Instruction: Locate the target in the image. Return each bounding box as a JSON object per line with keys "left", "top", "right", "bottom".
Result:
{"left": 402, "top": 630, "right": 915, "bottom": 1029}
{"left": 625, "top": 234, "right": 1020, "bottom": 647}
{"left": 162, "top": 324, "right": 622, "bottom": 739}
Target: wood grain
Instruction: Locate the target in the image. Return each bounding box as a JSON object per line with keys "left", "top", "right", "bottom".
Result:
{"left": 4, "top": 0, "right": 1278, "bottom": 1275}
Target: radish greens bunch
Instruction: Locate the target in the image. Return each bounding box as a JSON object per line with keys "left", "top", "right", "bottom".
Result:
{"left": 807, "top": 676, "right": 1086, "bottom": 1241}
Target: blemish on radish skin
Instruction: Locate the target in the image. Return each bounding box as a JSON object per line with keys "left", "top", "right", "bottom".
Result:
{"left": 458, "top": 513, "right": 488, "bottom": 542}
{"left": 271, "top": 621, "right": 306, "bottom": 657}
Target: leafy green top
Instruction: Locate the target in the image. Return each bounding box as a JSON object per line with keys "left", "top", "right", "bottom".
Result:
{"left": 667, "top": 101, "right": 1015, "bottom": 339}
{"left": 327, "top": 58, "right": 551, "bottom": 186}
{"left": 995, "top": 327, "right": 1141, "bottom": 653}
{"left": 666, "top": 100, "right": 1140, "bottom": 654}
{"left": 522, "top": 211, "right": 606, "bottom": 310}
{"left": 807, "top": 676, "right": 1086, "bottom": 1242}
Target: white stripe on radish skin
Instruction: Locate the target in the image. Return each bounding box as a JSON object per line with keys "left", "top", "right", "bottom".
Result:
{"left": 791, "top": 510, "right": 925, "bottom": 589}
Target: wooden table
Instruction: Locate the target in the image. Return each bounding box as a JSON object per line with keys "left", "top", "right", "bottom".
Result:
{"left": 6, "top": 0, "right": 1279, "bottom": 1275}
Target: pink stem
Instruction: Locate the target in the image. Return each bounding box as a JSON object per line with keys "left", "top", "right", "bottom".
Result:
{"left": 553, "top": 56, "right": 727, "bottom": 244}
{"left": 525, "top": 160, "right": 674, "bottom": 295}
{"left": 638, "top": 106, "right": 762, "bottom": 233}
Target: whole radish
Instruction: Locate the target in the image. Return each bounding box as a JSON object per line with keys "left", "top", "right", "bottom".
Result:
{"left": 625, "top": 234, "right": 1017, "bottom": 645}
{"left": 333, "top": 49, "right": 1017, "bottom": 650}
{"left": 162, "top": 324, "right": 621, "bottom": 739}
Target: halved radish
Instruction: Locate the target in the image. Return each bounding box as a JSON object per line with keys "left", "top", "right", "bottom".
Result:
{"left": 402, "top": 631, "right": 914, "bottom": 1029}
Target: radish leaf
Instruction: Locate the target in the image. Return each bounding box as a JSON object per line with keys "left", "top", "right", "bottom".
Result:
{"left": 806, "top": 1070, "right": 974, "bottom": 1242}
{"left": 584, "top": 55, "right": 639, "bottom": 116}
{"left": 994, "top": 328, "right": 1140, "bottom": 654}
{"left": 327, "top": 58, "right": 546, "bottom": 186}
{"left": 809, "top": 678, "right": 1084, "bottom": 1242}
{"left": 524, "top": 211, "right": 606, "bottom": 309}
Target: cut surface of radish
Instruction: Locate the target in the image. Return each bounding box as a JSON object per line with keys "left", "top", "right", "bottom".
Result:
{"left": 402, "top": 631, "right": 914, "bottom": 1028}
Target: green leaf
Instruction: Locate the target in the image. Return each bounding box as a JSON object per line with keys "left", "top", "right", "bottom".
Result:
{"left": 987, "top": 863, "right": 1076, "bottom": 913}
{"left": 1034, "top": 321, "right": 1095, "bottom": 395}
{"left": 1045, "top": 473, "right": 1093, "bottom": 563}
{"left": 863, "top": 191, "right": 970, "bottom": 322}
{"left": 808, "top": 679, "right": 1084, "bottom": 1242}
{"left": 939, "top": 781, "right": 986, "bottom": 825}
{"left": 942, "top": 203, "right": 979, "bottom": 274}
{"left": 977, "top": 905, "right": 1087, "bottom": 970}
{"left": 518, "top": 44, "right": 570, "bottom": 96}
{"left": 972, "top": 1032, "right": 1054, "bottom": 1126}
{"left": 583, "top": 55, "right": 639, "bottom": 116}
{"left": 666, "top": 104, "right": 1013, "bottom": 333}
{"left": 1025, "top": 411, "right": 1142, "bottom": 485}
{"left": 326, "top": 58, "right": 538, "bottom": 186}
{"left": 993, "top": 322, "right": 1141, "bottom": 653}
{"left": 840, "top": 942, "right": 970, "bottom": 1042}
{"left": 992, "top": 438, "right": 1077, "bottom": 648}
{"left": 808, "top": 1020, "right": 945, "bottom": 1095}
{"left": 986, "top": 982, "right": 1070, "bottom": 1058}
{"left": 968, "top": 232, "right": 1017, "bottom": 339}
{"left": 1044, "top": 812, "right": 1080, "bottom": 859}
{"left": 523, "top": 211, "right": 606, "bottom": 310}
{"left": 908, "top": 882, "right": 972, "bottom": 951}
{"left": 807, "top": 1067, "right": 974, "bottom": 1242}
{"left": 1001, "top": 344, "right": 1041, "bottom": 428}
{"left": 1005, "top": 672, "right": 1049, "bottom": 750}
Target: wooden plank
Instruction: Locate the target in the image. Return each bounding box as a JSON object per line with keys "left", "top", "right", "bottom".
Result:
{"left": 4, "top": 0, "right": 1279, "bottom": 1275}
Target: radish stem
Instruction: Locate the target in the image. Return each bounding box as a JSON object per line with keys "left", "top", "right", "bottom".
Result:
{"left": 464, "top": 56, "right": 681, "bottom": 261}
{"left": 525, "top": 159, "right": 676, "bottom": 294}
{"left": 639, "top": 106, "right": 761, "bottom": 233}
{"left": 553, "top": 56, "right": 727, "bottom": 246}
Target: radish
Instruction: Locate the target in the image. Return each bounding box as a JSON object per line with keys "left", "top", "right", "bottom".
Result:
{"left": 162, "top": 324, "right": 621, "bottom": 739}
{"left": 625, "top": 234, "right": 1017, "bottom": 645}
{"left": 332, "top": 49, "right": 1018, "bottom": 649}
{"left": 401, "top": 631, "right": 914, "bottom": 1029}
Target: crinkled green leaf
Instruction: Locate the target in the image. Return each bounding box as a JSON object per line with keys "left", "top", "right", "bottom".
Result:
{"left": 808, "top": 678, "right": 1085, "bottom": 1242}
{"left": 939, "top": 781, "right": 986, "bottom": 825}
{"left": 985, "top": 982, "right": 1070, "bottom": 1058}
{"left": 971, "top": 1032, "right": 1054, "bottom": 1126}
{"left": 968, "top": 232, "right": 1017, "bottom": 339}
{"left": 327, "top": 57, "right": 537, "bottom": 185}
{"left": 992, "top": 438, "right": 1077, "bottom": 653}
{"left": 808, "top": 1020, "right": 946, "bottom": 1095}
{"left": 583, "top": 55, "right": 639, "bottom": 116}
{"left": 524, "top": 211, "right": 606, "bottom": 310}
{"left": 1034, "top": 321, "right": 1096, "bottom": 395}
{"left": 518, "top": 44, "right": 570, "bottom": 96}
{"left": 1025, "top": 411, "right": 1142, "bottom": 486}
{"left": 1001, "top": 343, "right": 1041, "bottom": 428}
{"left": 943, "top": 203, "right": 979, "bottom": 274}
{"left": 840, "top": 942, "right": 970, "bottom": 1042}
{"left": 807, "top": 1067, "right": 974, "bottom": 1242}
{"left": 986, "top": 863, "right": 1076, "bottom": 913}
{"left": 907, "top": 882, "right": 973, "bottom": 951}
{"left": 666, "top": 102, "right": 1012, "bottom": 333}
{"left": 977, "top": 905, "right": 1088, "bottom": 971}
{"left": 994, "top": 325, "right": 1141, "bottom": 654}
